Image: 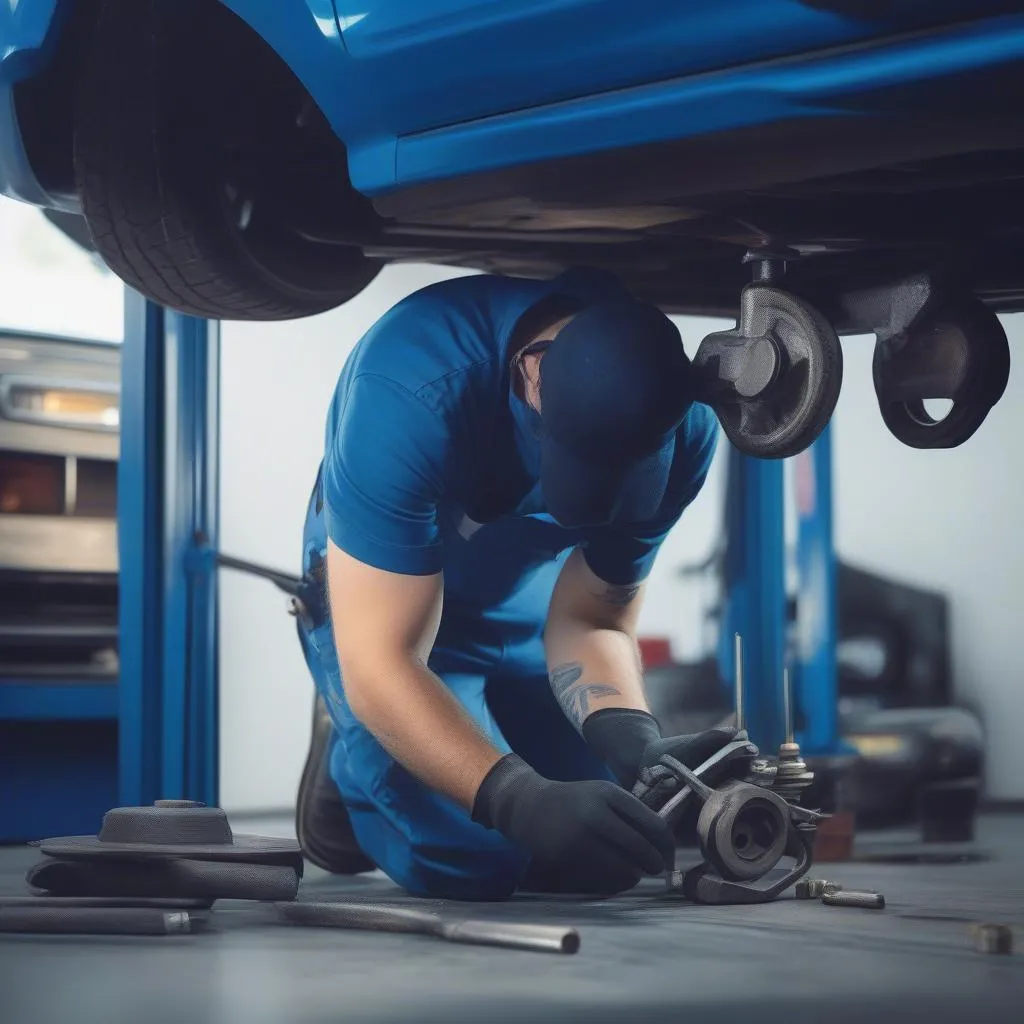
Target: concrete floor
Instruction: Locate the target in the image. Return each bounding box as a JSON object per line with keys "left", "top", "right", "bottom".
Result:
{"left": 1, "top": 814, "right": 1022, "bottom": 1024}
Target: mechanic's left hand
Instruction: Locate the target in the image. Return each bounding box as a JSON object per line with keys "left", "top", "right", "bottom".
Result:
{"left": 634, "top": 728, "right": 739, "bottom": 787}
{"left": 582, "top": 707, "right": 737, "bottom": 789}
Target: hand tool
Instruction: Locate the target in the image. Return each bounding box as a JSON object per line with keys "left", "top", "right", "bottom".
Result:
{"left": 275, "top": 901, "right": 580, "bottom": 955}
{"left": 213, "top": 550, "right": 324, "bottom": 629}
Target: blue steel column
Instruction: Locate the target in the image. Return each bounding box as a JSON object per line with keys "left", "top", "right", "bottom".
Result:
{"left": 118, "top": 292, "right": 165, "bottom": 807}
{"left": 117, "top": 293, "right": 220, "bottom": 807}
{"left": 718, "top": 448, "right": 787, "bottom": 752}
{"left": 793, "top": 425, "right": 840, "bottom": 755}
{"left": 162, "top": 311, "right": 221, "bottom": 806}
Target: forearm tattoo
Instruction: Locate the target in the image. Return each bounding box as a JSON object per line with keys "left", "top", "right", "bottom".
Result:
{"left": 600, "top": 582, "right": 641, "bottom": 607}
{"left": 549, "top": 662, "right": 621, "bottom": 730}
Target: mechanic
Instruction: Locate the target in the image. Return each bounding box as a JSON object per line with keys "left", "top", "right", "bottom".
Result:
{"left": 295, "top": 267, "right": 734, "bottom": 900}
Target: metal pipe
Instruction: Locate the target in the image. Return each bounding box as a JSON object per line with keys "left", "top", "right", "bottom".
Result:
{"left": 0, "top": 907, "right": 194, "bottom": 935}
{"left": 734, "top": 632, "right": 745, "bottom": 733}
{"left": 275, "top": 902, "right": 580, "bottom": 955}
{"left": 783, "top": 667, "right": 794, "bottom": 745}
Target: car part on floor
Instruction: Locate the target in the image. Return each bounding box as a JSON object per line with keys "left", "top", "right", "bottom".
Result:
{"left": 275, "top": 902, "right": 581, "bottom": 956}
{"left": 795, "top": 878, "right": 831, "bottom": 899}
{"left": 24, "top": 801, "right": 304, "bottom": 903}
{"left": 641, "top": 639, "right": 826, "bottom": 904}
{"left": 0, "top": 896, "right": 209, "bottom": 910}
{"left": 37, "top": 801, "right": 303, "bottom": 864}
{"left": 821, "top": 890, "right": 886, "bottom": 910}
{"left": 872, "top": 296, "right": 1010, "bottom": 449}
{"left": 692, "top": 252, "right": 842, "bottom": 459}
{"left": 26, "top": 856, "right": 300, "bottom": 903}
{"left": 0, "top": 906, "right": 199, "bottom": 935}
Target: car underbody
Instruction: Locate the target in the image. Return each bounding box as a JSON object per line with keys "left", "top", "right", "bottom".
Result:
{"left": 12, "top": 0, "right": 1024, "bottom": 328}
{"left": 335, "top": 117, "right": 1024, "bottom": 327}
{"left": 5, "top": 0, "right": 1018, "bottom": 456}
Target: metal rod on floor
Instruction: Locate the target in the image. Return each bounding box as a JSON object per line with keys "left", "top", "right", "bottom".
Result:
{"left": 275, "top": 902, "right": 580, "bottom": 955}
{"left": 0, "top": 907, "right": 195, "bottom": 935}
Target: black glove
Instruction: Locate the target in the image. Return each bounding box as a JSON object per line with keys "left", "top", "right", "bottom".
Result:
{"left": 472, "top": 754, "right": 674, "bottom": 896}
{"left": 581, "top": 708, "right": 738, "bottom": 789}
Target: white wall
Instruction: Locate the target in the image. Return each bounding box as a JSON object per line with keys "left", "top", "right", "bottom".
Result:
{"left": 218, "top": 264, "right": 477, "bottom": 812}
{"left": 831, "top": 325, "right": 1024, "bottom": 801}
{"left": 218, "top": 268, "right": 1024, "bottom": 810}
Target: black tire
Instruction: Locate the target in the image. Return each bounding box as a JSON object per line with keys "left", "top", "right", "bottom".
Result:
{"left": 73, "top": 0, "right": 382, "bottom": 321}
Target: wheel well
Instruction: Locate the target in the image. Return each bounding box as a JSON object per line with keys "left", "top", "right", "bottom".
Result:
{"left": 15, "top": 0, "right": 373, "bottom": 230}
{"left": 13, "top": 0, "right": 103, "bottom": 202}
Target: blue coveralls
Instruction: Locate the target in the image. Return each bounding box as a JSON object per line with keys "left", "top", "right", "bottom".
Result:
{"left": 299, "top": 270, "right": 717, "bottom": 899}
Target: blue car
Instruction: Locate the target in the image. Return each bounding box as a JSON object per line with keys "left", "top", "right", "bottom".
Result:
{"left": 0, "top": 2, "right": 1021, "bottom": 448}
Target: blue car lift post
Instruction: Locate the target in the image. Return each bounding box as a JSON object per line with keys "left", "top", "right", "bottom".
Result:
{"left": 117, "top": 291, "right": 220, "bottom": 808}
{"left": 0, "top": 292, "right": 218, "bottom": 841}
{"left": 793, "top": 426, "right": 841, "bottom": 758}
{"left": 719, "top": 428, "right": 843, "bottom": 761}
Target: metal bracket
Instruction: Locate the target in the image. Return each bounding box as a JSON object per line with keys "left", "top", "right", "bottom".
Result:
{"left": 742, "top": 246, "right": 802, "bottom": 285}
{"left": 634, "top": 737, "right": 761, "bottom": 826}
{"left": 671, "top": 823, "right": 817, "bottom": 905}
{"left": 634, "top": 729, "right": 826, "bottom": 905}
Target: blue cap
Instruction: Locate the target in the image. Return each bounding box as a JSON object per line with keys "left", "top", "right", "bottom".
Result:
{"left": 538, "top": 300, "right": 695, "bottom": 528}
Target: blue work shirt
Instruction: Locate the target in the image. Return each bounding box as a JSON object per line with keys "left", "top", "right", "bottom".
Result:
{"left": 305, "top": 271, "right": 718, "bottom": 679}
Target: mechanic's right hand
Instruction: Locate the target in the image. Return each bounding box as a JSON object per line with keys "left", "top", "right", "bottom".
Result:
{"left": 471, "top": 753, "right": 674, "bottom": 895}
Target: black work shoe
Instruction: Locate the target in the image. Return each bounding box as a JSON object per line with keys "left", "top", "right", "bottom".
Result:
{"left": 295, "top": 694, "right": 376, "bottom": 874}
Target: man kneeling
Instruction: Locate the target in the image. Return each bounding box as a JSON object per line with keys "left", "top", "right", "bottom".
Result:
{"left": 295, "top": 269, "right": 734, "bottom": 899}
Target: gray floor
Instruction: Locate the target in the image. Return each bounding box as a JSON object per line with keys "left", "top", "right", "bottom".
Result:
{"left": 1, "top": 815, "right": 1022, "bottom": 1024}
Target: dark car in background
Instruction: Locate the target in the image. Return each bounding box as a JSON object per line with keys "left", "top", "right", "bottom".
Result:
{"left": 0, "top": 329, "right": 119, "bottom": 681}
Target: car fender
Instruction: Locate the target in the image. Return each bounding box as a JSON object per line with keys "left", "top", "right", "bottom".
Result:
{"left": 0, "top": 0, "right": 374, "bottom": 208}
{"left": 216, "top": 1, "right": 396, "bottom": 190}
{"left": 0, "top": 0, "right": 66, "bottom": 208}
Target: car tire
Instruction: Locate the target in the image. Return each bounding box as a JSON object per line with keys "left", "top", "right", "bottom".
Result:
{"left": 73, "top": 0, "right": 382, "bottom": 321}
